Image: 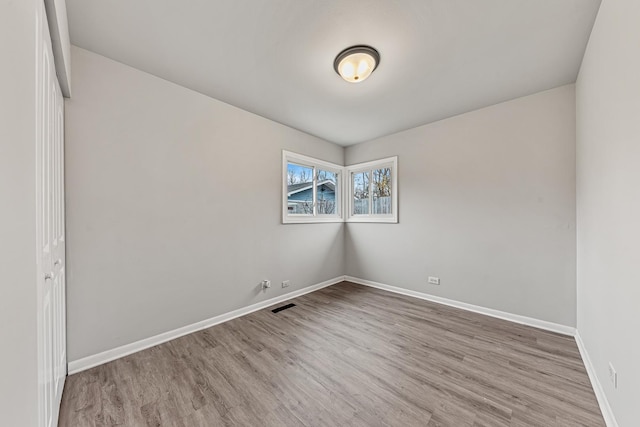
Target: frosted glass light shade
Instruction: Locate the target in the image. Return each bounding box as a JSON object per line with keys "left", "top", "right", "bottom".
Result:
{"left": 334, "top": 46, "right": 380, "bottom": 83}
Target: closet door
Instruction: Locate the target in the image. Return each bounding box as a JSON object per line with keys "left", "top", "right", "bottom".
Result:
{"left": 36, "top": 2, "right": 66, "bottom": 426}
{"left": 52, "top": 68, "right": 66, "bottom": 406}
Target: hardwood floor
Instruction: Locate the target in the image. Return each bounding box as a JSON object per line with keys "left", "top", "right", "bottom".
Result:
{"left": 59, "top": 282, "right": 605, "bottom": 426}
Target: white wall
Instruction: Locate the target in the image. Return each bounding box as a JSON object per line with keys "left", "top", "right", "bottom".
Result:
{"left": 0, "top": 0, "right": 39, "bottom": 425}
{"left": 65, "top": 47, "right": 344, "bottom": 362}
{"left": 345, "top": 85, "right": 577, "bottom": 326}
{"left": 576, "top": 0, "right": 640, "bottom": 425}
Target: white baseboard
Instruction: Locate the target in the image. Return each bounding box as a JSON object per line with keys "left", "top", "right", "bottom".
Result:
{"left": 344, "top": 276, "right": 576, "bottom": 336}
{"left": 348, "top": 276, "right": 619, "bottom": 425}
{"left": 69, "top": 274, "right": 617, "bottom": 427}
{"left": 575, "top": 332, "right": 619, "bottom": 427}
{"left": 68, "top": 276, "right": 345, "bottom": 375}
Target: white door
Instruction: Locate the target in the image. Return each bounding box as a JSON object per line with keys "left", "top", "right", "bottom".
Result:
{"left": 36, "top": 2, "right": 66, "bottom": 426}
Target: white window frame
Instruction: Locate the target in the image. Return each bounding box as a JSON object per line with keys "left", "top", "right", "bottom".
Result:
{"left": 346, "top": 156, "right": 398, "bottom": 223}
{"left": 282, "top": 151, "right": 343, "bottom": 224}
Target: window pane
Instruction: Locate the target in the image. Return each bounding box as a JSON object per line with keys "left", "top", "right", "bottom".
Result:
{"left": 352, "top": 171, "right": 369, "bottom": 215}
{"left": 287, "top": 162, "right": 314, "bottom": 215}
{"left": 317, "top": 170, "right": 337, "bottom": 215}
{"left": 372, "top": 167, "right": 392, "bottom": 214}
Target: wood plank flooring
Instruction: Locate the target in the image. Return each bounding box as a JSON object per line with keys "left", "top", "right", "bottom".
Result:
{"left": 59, "top": 282, "right": 605, "bottom": 426}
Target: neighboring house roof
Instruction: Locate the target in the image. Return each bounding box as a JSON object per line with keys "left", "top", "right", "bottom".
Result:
{"left": 287, "top": 180, "right": 335, "bottom": 196}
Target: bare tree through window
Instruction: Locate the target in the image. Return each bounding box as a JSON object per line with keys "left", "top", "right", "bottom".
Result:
{"left": 372, "top": 168, "right": 392, "bottom": 214}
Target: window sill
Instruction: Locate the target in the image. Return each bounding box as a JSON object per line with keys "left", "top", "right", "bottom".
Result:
{"left": 346, "top": 216, "right": 398, "bottom": 223}
{"left": 282, "top": 217, "right": 344, "bottom": 224}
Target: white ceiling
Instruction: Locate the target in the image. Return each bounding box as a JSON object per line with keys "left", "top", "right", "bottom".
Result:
{"left": 66, "top": 0, "right": 601, "bottom": 146}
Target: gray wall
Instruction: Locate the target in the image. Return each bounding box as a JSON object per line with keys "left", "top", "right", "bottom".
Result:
{"left": 345, "top": 85, "right": 577, "bottom": 326}
{"left": 0, "top": 0, "right": 39, "bottom": 425}
{"left": 576, "top": 0, "right": 640, "bottom": 425}
{"left": 65, "top": 47, "right": 345, "bottom": 362}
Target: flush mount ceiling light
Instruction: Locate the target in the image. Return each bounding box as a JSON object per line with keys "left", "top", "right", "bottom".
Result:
{"left": 334, "top": 45, "right": 380, "bottom": 83}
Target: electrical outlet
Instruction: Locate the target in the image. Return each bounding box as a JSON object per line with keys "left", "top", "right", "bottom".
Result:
{"left": 261, "top": 280, "right": 271, "bottom": 290}
{"left": 428, "top": 276, "right": 440, "bottom": 285}
{"left": 608, "top": 362, "right": 617, "bottom": 389}
{"left": 282, "top": 280, "right": 290, "bottom": 288}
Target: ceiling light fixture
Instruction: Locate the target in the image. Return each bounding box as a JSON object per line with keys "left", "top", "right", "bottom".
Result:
{"left": 334, "top": 45, "right": 380, "bottom": 83}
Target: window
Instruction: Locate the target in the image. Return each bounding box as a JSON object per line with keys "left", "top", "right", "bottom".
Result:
{"left": 346, "top": 156, "right": 398, "bottom": 223}
{"left": 282, "top": 151, "right": 342, "bottom": 223}
{"left": 282, "top": 151, "right": 397, "bottom": 224}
